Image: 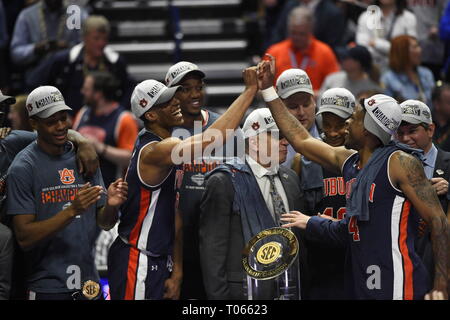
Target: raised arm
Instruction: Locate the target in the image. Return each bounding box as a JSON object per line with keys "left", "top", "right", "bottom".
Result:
{"left": 139, "top": 67, "right": 258, "bottom": 181}
{"left": 173, "top": 67, "right": 258, "bottom": 161}
{"left": 390, "top": 151, "right": 448, "bottom": 298}
{"left": 256, "top": 56, "right": 354, "bottom": 174}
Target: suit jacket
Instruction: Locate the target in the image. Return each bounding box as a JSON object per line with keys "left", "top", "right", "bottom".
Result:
{"left": 199, "top": 163, "right": 304, "bottom": 300}
{"left": 416, "top": 147, "right": 450, "bottom": 284}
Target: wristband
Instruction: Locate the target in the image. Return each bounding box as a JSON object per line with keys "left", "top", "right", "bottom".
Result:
{"left": 261, "top": 86, "right": 278, "bottom": 102}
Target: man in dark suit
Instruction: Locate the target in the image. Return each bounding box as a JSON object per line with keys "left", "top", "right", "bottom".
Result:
{"left": 199, "top": 108, "right": 305, "bottom": 300}
{"left": 396, "top": 99, "right": 450, "bottom": 286}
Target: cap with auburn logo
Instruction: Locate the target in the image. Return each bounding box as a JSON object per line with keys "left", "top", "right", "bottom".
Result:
{"left": 131, "top": 80, "right": 180, "bottom": 118}
{"left": 26, "top": 86, "right": 72, "bottom": 118}
{"left": 242, "top": 108, "right": 279, "bottom": 138}
{"left": 362, "top": 94, "right": 401, "bottom": 145}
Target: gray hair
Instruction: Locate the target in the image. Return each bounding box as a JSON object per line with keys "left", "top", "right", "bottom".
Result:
{"left": 288, "top": 6, "right": 314, "bottom": 28}
{"left": 82, "top": 15, "right": 110, "bottom": 36}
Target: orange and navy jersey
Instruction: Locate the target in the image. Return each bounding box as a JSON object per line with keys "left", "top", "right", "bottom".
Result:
{"left": 341, "top": 152, "right": 430, "bottom": 299}
{"left": 118, "top": 129, "right": 179, "bottom": 257}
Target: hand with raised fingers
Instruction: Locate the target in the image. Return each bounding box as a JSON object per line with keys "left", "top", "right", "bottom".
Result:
{"left": 256, "top": 54, "right": 276, "bottom": 90}
{"left": 69, "top": 182, "right": 103, "bottom": 216}
{"left": 243, "top": 66, "right": 258, "bottom": 91}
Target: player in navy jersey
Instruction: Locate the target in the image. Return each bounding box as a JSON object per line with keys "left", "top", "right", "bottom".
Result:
{"left": 165, "top": 61, "right": 238, "bottom": 299}
{"left": 108, "top": 68, "right": 258, "bottom": 300}
{"left": 304, "top": 88, "right": 355, "bottom": 299}
{"left": 257, "top": 56, "right": 448, "bottom": 299}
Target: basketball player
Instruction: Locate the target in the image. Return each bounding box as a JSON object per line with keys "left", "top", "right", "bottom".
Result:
{"left": 257, "top": 56, "right": 448, "bottom": 299}
{"left": 304, "top": 87, "right": 355, "bottom": 299}
{"left": 107, "top": 67, "right": 258, "bottom": 300}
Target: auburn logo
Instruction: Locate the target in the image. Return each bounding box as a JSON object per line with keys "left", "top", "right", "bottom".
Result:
{"left": 139, "top": 98, "right": 148, "bottom": 108}
{"left": 58, "top": 168, "right": 76, "bottom": 185}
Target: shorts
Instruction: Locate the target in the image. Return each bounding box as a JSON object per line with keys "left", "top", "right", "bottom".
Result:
{"left": 107, "top": 237, "right": 172, "bottom": 300}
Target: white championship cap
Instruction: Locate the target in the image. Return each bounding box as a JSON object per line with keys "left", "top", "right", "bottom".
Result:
{"left": 399, "top": 100, "right": 432, "bottom": 125}
{"left": 26, "top": 86, "right": 72, "bottom": 118}
{"left": 165, "top": 61, "right": 205, "bottom": 87}
{"left": 316, "top": 88, "right": 355, "bottom": 119}
{"left": 242, "top": 108, "right": 279, "bottom": 138}
{"left": 131, "top": 80, "right": 180, "bottom": 118}
{"left": 0, "top": 89, "right": 15, "bottom": 105}
{"left": 276, "top": 68, "right": 314, "bottom": 99}
{"left": 362, "top": 94, "right": 402, "bottom": 145}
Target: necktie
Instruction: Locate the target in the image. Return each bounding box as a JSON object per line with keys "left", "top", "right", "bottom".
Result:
{"left": 267, "top": 174, "right": 287, "bottom": 225}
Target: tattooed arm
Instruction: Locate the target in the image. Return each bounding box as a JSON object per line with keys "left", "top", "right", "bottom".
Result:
{"left": 256, "top": 56, "right": 354, "bottom": 174}
{"left": 391, "top": 151, "right": 448, "bottom": 299}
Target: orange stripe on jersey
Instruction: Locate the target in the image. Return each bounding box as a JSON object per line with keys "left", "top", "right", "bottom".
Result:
{"left": 129, "top": 188, "right": 152, "bottom": 247}
{"left": 399, "top": 200, "right": 414, "bottom": 300}
{"left": 124, "top": 246, "right": 139, "bottom": 300}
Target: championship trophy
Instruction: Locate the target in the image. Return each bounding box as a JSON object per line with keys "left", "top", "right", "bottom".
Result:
{"left": 242, "top": 227, "right": 301, "bottom": 300}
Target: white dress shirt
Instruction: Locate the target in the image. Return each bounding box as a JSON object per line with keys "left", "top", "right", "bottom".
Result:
{"left": 246, "top": 155, "right": 290, "bottom": 222}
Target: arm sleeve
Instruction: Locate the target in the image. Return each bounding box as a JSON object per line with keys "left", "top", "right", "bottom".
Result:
{"left": 116, "top": 112, "right": 139, "bottom": 151}
{"left": 305, "top": 215, "right": 348, "bottom": 248}
{"left": 199, "top": 172, "right": 235, "bottom": 300}
{"left": 10, "top": 12, "right": 36, "bottom": 65}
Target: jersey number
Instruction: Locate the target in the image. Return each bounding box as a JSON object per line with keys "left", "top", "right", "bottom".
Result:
{"left": 322, "top": 207, "right": 346, "bottom": 220}
{"left": 348, "top": 216, "right": 360, "bottom": 241}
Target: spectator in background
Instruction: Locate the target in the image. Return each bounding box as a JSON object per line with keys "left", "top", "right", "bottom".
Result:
{"left": 320, "top": 45, "right": 382, "bottom": 98}
{"left": 269, "top": 0, "right": 347, "bottom": 55}
{"left": 10, "top": 0, "right": 86, "bottom": 90}
{"left": 32, "top": 15, "right": 135, "bottom": 116}
{"left": 74, "top": 71, "right": 138, "bottom": 189}
{"left": 7, "top": 94, "right": 33, "bottom": 131}
{"left": 260, "top": 0, "right": 287, "bottom": 52}
{"left": 266, "top": 6, "right": 340, "bottom": 93}
{"left": 407, "top": 0, "right": 448, "bottom": 81}
{"left": 432, "top": 83, "right": 450, "bottom": 151}
{"left": 356, "top": 0, "right": 417, "bottom": 72}
{"left": 381, "top": 35, "right": 435, "bottom": 107}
